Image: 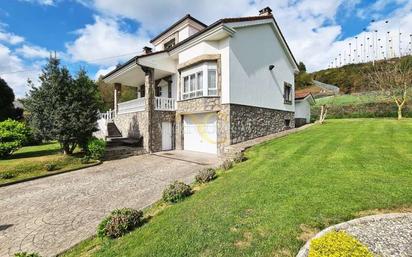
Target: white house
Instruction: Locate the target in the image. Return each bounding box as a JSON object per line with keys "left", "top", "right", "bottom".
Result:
{"left": 294, "top": 92, "right": 315, "bottom": 127}
{"left": 98, "top": 6, "right": 299, "bottom": 155}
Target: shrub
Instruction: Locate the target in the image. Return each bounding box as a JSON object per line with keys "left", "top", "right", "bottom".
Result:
{"left": 0, "top": 172, "right": 16, "bottom": 179}
{"left": 0, "top": 119, "right": 29, "bottom": 158}
{"left": 220, "top": 159, "right": 233, "bottom": 171}
{"left": 80, "top": 155, "right": 91, "bottom": 164}
{"left": 44, "top": 163, "right": 57, "bottom": 172}
{"left": 308, "top": 231, "right": 373, "bottom": 257}
{"left": 162, "top": 181, "right": 192, "bottom": 203}
{"left": 87, "top": 138, "right": 106, "bottom": 160}
{"left": 232, "top": 152, "right": 246, "bottom": 163}
{"left": 195, "top": 168, "right": 216, "bottom": 183}
{"left": 97, "top": 208, "right": 143, "bottom": 239}
{"left": 14, "top": 252, "right": 41, "bottom": 257}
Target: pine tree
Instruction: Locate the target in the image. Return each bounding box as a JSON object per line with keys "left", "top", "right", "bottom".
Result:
{"left": 0, "top": 77, "right": 23, "bottom": 121}
{"left": 25, "top": 57, "right": 99, "bottom": 154}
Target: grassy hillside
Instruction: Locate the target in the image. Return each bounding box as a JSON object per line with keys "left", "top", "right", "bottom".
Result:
{"left": 308, "top": 55, "right": 412, "bottom": 94}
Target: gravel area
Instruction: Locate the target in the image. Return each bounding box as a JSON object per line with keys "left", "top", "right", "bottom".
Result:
{"left": 345, "top": 213, "right": 412, "bottom": 257}
{"left": 297, "top": 213, "right": 412, "bottom": 257}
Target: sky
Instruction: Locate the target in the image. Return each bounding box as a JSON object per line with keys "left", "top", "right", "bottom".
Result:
{"left": 0, "top": 0, "right": 412, "bottom": 97}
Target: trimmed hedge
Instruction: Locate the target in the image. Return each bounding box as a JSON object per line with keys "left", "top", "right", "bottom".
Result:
{"left": 162, "top": 181, "right": 192, "bottom": 203}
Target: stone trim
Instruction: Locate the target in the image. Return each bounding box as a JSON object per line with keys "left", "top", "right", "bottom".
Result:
{"left": 176, "top": 97, "right": 221, "bottom": 114}
{"left": 177, "top": 54, "right": 221, "bottom": 71}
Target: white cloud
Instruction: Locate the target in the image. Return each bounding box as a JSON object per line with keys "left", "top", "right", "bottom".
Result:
{"left": 0, "top": 30, "right": 24, "bottom": 45}
{"left": 66, "top": 16, "right": 149, "bottom": 66}
{"left": 16, "top": 44, "right": 50, "bottom": 59}
{"left": 94, "top": 65, "right": 115, "bottom": 80}
{"left": 20, "top": 0, "right": 55, "bottom": 6}
{"left": 0, "top": 44, "right": 40, "bottom": 98}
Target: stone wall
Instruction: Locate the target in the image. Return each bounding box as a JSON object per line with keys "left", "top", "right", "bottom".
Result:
{"left": 176, "top": 97, "right": 221, "bottom": 113}
{"left": 228, "top": 104, "right": 295, "bottom": 144}
{"left": 113, "top": 112, "right": 147, "bottom": 139}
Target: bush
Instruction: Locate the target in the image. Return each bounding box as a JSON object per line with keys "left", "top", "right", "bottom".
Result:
{"left": 162, "top": 181, "right": 192, "bottom": 203}
{"left": 0, "top": 172, "right": 16, "bottom": 179}
{"left": 44, "top": 163, "right": 57, "bottom": 172}
{"left": 14, "top": 252, "right": 41, "bottom": 257}
{"left": 80, "top": 155, "right": 91, "bottom": 164}
{"left": 308, "top": 231, "right": 373, "bottom": 257}
{"left": 195, "top": 168, "right": 216, "bottom": 183}
{"left": 0, "top": 119, "right": 29, "bottom": 158}
{"left": 87, "top": 138, "right": 106, "bottom": 160}
{"left": 97, "top": 208, "right": 143, "bottom": 239}
{"left": 220, "top": 159, "right": 233, "bottom": 171}
{"left": 232, "top": 152, "right": 246, "bottom": 163}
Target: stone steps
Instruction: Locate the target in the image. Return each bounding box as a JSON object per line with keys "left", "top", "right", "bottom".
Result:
{"left": 104, "top": 146, "right": 146, "bottom": 161}
{"left": 107, "top": 122, "right": 122, "bottom": 138}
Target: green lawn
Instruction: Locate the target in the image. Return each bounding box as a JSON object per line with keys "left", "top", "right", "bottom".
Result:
{"left": 62, "top": 119, "right": 412, "bottom": 257}
{"left": 315, "top": 93, "right": 389, "bottom": 106}
{"left": 0, "top": 142, "right": 98, "bottom": 185}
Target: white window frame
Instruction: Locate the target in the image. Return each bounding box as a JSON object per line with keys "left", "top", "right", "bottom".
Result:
{"left": 180, "top": 62, "right": 217, "bottom": 100}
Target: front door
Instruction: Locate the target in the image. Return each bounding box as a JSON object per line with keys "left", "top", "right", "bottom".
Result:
{"left": 162, "top": 122, "right": 173, "bottom": 151}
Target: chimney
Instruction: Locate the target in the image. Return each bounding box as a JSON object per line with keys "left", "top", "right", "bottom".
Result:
{"left": 259, "top": 7, "right": 272, "bottom": 16}
{"left": 143, "top": 46, "right": 152, "bottom": 54}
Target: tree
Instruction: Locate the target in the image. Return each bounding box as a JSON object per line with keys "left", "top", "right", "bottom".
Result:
{"left": 298, "top": 61, "right": 307, "bottom": 72}
{"left": 25, "top": 57, "right": 100, "bottom": 154}
{"left": 0, "top": 77, "right": 23, "bottom": 121}
{"left": 367, "top": 57, "right": 412, "bottom": 120}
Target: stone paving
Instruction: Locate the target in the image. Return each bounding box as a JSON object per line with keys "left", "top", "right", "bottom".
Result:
{"left": 0, "top": 151, "right": 217, "bottom": 257}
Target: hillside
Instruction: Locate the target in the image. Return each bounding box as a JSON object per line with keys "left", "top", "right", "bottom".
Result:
{"left": 300, "top": 55, "right": 412, "bottom": 94}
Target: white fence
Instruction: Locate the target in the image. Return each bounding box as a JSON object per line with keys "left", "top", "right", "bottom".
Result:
{"left": 99, "top": 109, "right": 115, "bottom": 121}
{"left": 155, "top": 97, "right": 176, "bottom": 111}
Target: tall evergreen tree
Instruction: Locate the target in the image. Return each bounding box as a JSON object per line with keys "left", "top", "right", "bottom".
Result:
{"left": 25, "top": 57, "right": 99, "bottom": 154}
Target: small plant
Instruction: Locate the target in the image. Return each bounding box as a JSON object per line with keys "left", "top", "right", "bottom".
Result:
{"left": 44, "top": 163, "right": 57, "bottom": 172}
{"left": 308, "top": 230, "right": 373, "bottom": 257}
{"left": 14, "top": 252, "right": 42, "bottom": 257}
{"left": 232, "top": 152, "right": 246, "bottom": 163}
{"left": 80, "top": 155, "right": 91, "bottom": 164}
{"left": 195, "top": 168, "right": 216, "bottom": 183}
{"left": 162, "top": 181, "right": 192, "bottom": 203}
{"left": 97, "top": 208, "right": 143, "bottom": 239}
{"left": 220, "top": 159, "right": 233, "bottom": 171}
{"left": 0, "top": 172, "right": 16, "bottom": 179}
{"left": 87, "top": 138, "right": 106, "bottom": 160}
{"left": 0, "top": 119, "right": 30, "bottom": 159}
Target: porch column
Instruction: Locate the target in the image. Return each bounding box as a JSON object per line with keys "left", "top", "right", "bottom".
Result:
{"left": 114, "top": 83, "right": 122, "bottom": 114}
{"left": 141, "top": 66, "right": 155, "bottom": 153}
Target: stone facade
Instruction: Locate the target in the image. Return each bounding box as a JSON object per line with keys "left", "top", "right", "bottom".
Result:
{"left": 227, "top": 104, "right": 295, "bottom": 144}
{"left": 176, "top": 97, "right": 221, "bottom": 113}
{"left": 150, "top": 111, "right": 175, "bottom": 152}
{"left": 113, "top": 112, "right": 148, "bottom": 139}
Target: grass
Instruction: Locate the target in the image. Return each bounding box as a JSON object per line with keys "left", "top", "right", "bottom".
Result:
{"left": 315, "top": 92, "right": 389, "bottom": 106}
{"left": 0, "top": 142, "right": 98, "bottom": 185}
{"left": 62, "top": 119, "right": 412, "bottom": 257}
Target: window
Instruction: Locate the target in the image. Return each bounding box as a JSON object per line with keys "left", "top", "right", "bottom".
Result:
{"left": 208, "top": 69, "right": 217, "bottom": 95}
{"left": 164, "top": 38, "right": 176, "bottom": 49}
{"left": 181, "top": 62, "right": 218, "bottom": 100}
{"left": 139, "top": 85, "right": 145, "bottom": 98}
{"left": 182, "top": 72, "right": 203, "bottom": 99}
{"left": 284, "top": 82, "right": 292, "bottom": 104}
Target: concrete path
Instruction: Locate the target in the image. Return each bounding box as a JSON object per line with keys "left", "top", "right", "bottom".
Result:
{"left": 0, "top": 151, "right": 217, "bottom": 257}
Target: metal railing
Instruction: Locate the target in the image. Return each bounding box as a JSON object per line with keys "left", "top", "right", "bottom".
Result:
{"left": 155, "top": 97, "right": 176, "bottom": 111}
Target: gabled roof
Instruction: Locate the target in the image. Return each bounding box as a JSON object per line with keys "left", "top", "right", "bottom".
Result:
{"left": 295, "top": 92, "right": 315, "bottom": 104}
{"left": 150, "top": 14, "right": 207, "bottom": 43}
{"left": 103, "top": 12, "right": 299, "bottom": 80}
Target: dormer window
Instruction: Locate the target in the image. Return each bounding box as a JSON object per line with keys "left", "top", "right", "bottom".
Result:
{"left": 164, "top": 38, "right": 176, "bottom": 49}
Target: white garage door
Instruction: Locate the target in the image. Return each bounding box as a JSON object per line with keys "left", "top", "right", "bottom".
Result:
{"left": 184, "top": 113, "right": 217, "bottom": 154}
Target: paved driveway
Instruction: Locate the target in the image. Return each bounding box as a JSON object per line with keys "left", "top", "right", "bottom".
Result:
{"left": 0, "top": 151, "right": 217, "bottom": 257}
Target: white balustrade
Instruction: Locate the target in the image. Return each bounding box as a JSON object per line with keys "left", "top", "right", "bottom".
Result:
{"left": 155, "top": 97, "right": 176, "bottom": 111}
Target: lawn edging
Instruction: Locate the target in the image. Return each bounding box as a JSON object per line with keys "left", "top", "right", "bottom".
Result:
{"left": 0, "top": 161, "right": 102, "bottom": 187}
{"left": 296, "top": 213, "right": 412, "bottom": 257}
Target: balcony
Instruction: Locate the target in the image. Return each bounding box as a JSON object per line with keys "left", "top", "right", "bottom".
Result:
{"left": 155, "top": 97, "right": 176, "bottom": 111}
{"left": 118, "top": 98, "right": 145, "bottom": 114}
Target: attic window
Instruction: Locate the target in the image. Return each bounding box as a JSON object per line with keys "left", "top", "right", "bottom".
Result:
{"left": 164, "top": 38, "right": 176, "bottom": 49}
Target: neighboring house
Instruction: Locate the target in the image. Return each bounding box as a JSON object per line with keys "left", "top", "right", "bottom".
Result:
{"left": 98, "top": 6, "right": 299, "bottom": 155}
{"left": 294, "top": 92, "right": 315, "bottom": 127}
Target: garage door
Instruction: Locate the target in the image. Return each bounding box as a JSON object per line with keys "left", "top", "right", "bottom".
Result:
{"left": 184, "top": 113, "right": 217, "bottom": 154}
